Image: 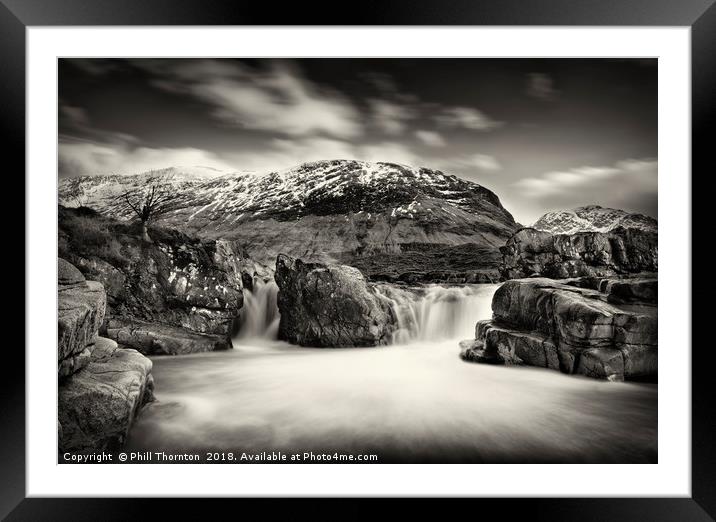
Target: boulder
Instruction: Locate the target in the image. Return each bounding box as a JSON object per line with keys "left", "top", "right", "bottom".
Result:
{"left": 463, "top": 320, "right": 560, "bottom": 369}
{"left": 105, "top": 317, "right": 231, "bottom": 355}
{"left": 69, "top": 256, "right": 127, "bottom": 306}
{"left": 464, "top": 278, "right": 657, "bottom": 381}
{"left": 275, "top": 254, "right": 394, "bottom": 347}
{"left": 58, "top": 257, "right": 85, "bottom": 286}
{"left": 500, "top": 226, "right": 657, "bottom": 280}
{"left": 58, "top": 337, "right": 154, "bottom": 453}
{"left": 459, "top": 339, "right": 505, "bottom": 365}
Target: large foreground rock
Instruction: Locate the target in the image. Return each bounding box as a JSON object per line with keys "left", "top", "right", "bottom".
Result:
{"left": 58, "top": 259, "right": 154, "bottom": 453}
{"left": 462, "top": 277, "right": 657, "bottom": 381}
{"left": 59, "top": 337, "right": 154, "bottom": 453}
{"left": 500, "top": 226, "right": 657, "bottom": 280}
{"left": 275, "top": 254, "right": 394, "bottom": 347}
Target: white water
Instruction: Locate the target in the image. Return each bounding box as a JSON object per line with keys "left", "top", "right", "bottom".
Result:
{"left": 126, "top": 281, "right": 657, "bottom": 463}
{"left": 235, "top": 278, "right": 280, "bottom": 343}
{"left": 374, "top": 284, "right": 494, "bottom": 343}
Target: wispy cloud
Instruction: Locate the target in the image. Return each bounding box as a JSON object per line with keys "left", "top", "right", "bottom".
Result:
{"left": 59, "top": 102, "right": 90, "bottom": 129}
{"left": 59, "top": 141, "right": 238, "bottom": 177}
{"left": 361, "top": 71, "right": 400, "bottom": 95}
{"left": 514, "top": 159, "right": 656, "bottom": 197}
{"left": 67, "top": 58, "right": 124, "bottom": 76}
{"left": 434, "top": 106, "right": 502, "bottom": 131}
{"left": 135, "top": 59, "right": 363, "bottom": 139}
{"left": 513, "top": 158, "right": 657, "bottom": 221}
{"left": 59, "top": 100, "right": 139, "bottom": 147}
{"left": 414, "top": 130, "right": 446, "bottom": 147}
{"left": 446, "top": 153, "right": 502, "bottom": 172}
{"left": 369, "top": 99, "right": 417, "bottom": 135}
{"left": 362, "top": 71, "right": 503, "bottom": 135}
{"left": 526, "top": 73, "right": 560, "bottom": 101}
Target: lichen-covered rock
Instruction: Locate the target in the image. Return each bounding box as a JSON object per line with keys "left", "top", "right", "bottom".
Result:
{"left": 58, "top": 258, "right": 106, "bottom": 377}
{"left": 58, "top": 337, "right": 154, "bottom": 453}
{"left": 464, "top": 278, "right": 657, "bottom": 381}
{"left": 499, "top": 226, "right": 657, "bottom": 280}
{"left": 59, "top": 207, "right": 246, "bottom": 353}
{"left": 275, "top": 254, "right": 394, "bottom": 347}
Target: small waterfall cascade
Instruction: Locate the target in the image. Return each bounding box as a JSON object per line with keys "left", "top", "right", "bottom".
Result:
{"left": 374, "top": 284, "right": 498, "bottom": 344}
{"left": 234, "top": 277, "right": 497, "bottom": 346}
{"left": 234, "top": 277, "right": 281, "bottom": 342}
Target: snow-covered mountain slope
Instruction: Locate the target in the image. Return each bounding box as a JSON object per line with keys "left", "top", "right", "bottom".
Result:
{"left": 58, "top": 165, "right": 235, "bottom": 206}
{"left": 59, "top": 159, "right": 518, "bottom": 270}
{"left": 532, "top": 205, "right": 657, "bottom": 235}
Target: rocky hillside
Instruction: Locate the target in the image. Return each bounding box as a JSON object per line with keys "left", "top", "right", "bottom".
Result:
{"left": 59, "top": 206, "right": 250, "bottom": 354}
{"left": 59, "top": 160, "right": 519, "bottom": 281}
{"left": 533, "top": 205, "right": 657, "bottom": 234}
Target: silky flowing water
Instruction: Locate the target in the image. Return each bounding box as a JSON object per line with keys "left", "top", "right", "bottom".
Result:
{"left": 126, "top": 280, "right": 657, "bottom": 463}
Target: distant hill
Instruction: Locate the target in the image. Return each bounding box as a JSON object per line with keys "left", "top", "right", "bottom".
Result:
{"left": 532, "top": 205, "right": 657, "bottom": 234}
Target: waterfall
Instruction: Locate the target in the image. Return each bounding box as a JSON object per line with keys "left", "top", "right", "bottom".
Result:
{"left": 235, "top": 278, "right": 497, "bottom": 345}
{"left": 235, "top": 277, "right": 281, "bottom": 342}
{"left": 375, "top": 284, "right": 497, "bottom": 344}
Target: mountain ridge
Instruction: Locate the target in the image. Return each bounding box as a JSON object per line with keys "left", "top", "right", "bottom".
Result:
{"left": 59, "top": 159, "right": 519, "bottom": 272}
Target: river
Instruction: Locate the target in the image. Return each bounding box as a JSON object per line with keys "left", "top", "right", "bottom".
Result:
{"left": 125, "top": 280, "right": 657, "bottom": 463}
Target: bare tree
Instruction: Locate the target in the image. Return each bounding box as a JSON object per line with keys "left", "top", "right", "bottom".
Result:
{"left": 116, "top": 183, "right": 177, "bottom": 242}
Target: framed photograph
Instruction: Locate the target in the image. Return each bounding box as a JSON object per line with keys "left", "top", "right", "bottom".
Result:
{"left": 7, "top": 0, "right": 714, "bottom": 518}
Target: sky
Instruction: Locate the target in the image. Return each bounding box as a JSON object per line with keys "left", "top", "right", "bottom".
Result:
{"left": 58, "top": 58, "right": 657, "bottom": 225}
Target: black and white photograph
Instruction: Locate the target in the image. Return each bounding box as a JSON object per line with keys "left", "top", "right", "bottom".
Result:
{"left": 56, "top": 58, "right": 658, "bottom": 464}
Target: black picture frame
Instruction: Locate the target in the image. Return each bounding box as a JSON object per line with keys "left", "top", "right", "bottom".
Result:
{"left": 5, "top": 1, "right": 714, "bottom": 519}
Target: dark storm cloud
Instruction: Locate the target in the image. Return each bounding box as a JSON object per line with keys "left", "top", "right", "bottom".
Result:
{"left": 58, "top": 58, "right": 657, "bottom": 224}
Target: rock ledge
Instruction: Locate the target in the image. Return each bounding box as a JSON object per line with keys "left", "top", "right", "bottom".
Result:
{"left": 461, "top": 276, "right": 657, "bottom": 381}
